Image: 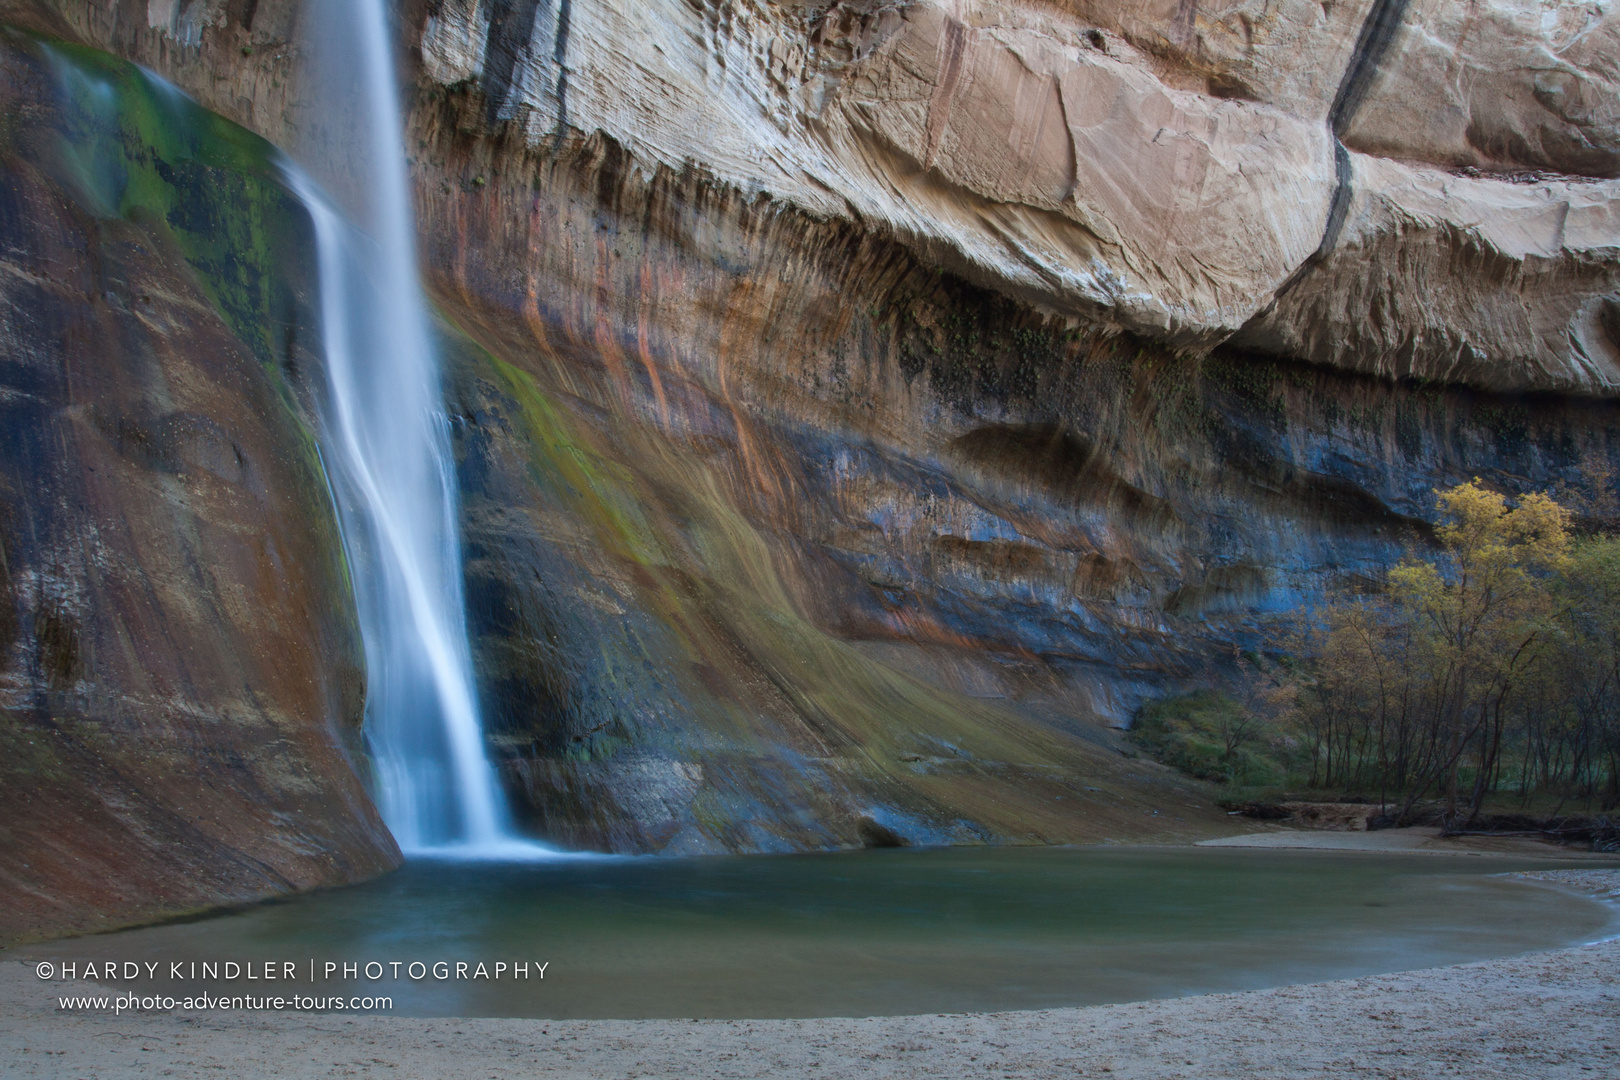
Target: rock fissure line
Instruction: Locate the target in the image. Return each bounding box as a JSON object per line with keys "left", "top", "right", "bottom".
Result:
{"left": 1328, "top": 0, "right": 1414, "bottom": 135}
{"left": 479, "top": 0, "right": 570, "bottom": 137}
{"left": 482, "top": 0, "right": 543, "bottom": 127}
{"left": 1265, "top": 0, "right": 1413, "bottom": 307}
{"left": 552, "top": 0, "right": 572, "bottom": 141}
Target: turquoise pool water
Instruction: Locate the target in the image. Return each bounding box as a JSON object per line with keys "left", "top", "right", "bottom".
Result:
{"left": 22, "top": 846, "right": 1617, "bottom": 1018}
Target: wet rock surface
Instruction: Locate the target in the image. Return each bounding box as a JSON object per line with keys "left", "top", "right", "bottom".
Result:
{"left": 0, "top": 29, "right": 398, "bottom": 944}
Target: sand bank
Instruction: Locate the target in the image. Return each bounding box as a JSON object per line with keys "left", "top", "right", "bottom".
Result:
{"left": 1199, "top": 825, "right": 1620, "bottom": 857}
{"left": 5, "top": 868, "right": 1616, "bottom": 1080}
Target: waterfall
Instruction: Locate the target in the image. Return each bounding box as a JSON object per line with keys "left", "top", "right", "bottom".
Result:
{"left": 287, "top": 0, "right": 554, "bottom": 858}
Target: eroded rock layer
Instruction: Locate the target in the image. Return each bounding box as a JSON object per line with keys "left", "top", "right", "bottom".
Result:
{"left": 410, "top": 0, "right": 1620, "bottom": 389}
{"left": 421, "top": 123, "right": 1617, "bottom": 852}
{"left": 0, "top": 29, "right": 398, "bottom": 944}
{"left": 26, "top": 1, "right": 1620, "bottom": 389}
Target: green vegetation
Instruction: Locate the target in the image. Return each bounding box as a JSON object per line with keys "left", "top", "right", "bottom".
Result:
{"left": 1129, "top": 690, "right": 1292, "bottom": 788}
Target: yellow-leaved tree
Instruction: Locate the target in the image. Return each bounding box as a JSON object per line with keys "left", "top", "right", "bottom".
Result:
{"left": 1386, "top": 480, "right": 1570, "bottom": 819}
{"left": 1280, "top": 480, "right": 1583, "bottom": 824}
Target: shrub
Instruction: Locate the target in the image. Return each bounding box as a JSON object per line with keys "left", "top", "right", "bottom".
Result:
{"left": 1129, "top": 691, "right": 1291, "bottom": 787}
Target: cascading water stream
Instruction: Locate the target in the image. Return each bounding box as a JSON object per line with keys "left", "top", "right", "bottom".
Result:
{"left": 286, "top": 0, "right": 556, "bottom": 858}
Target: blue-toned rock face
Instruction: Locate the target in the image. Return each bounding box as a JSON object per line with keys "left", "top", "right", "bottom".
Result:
{"left": 1, "top": 0, "right": 1618, "bottom": 936}
{"left": 421, "top": 151, "right": 1616, "bottom": 853}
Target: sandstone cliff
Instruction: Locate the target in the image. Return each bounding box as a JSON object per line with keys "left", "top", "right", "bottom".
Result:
{"left": 418, "top": 0, "right": 1620, "bottom": 391}
{"left": 0, "top": 26, "right": 399, "bottom": 944}
{"left": 0, "top": 0, "right": 1616, "bottom": 894}
{"left": 27, "top": 2, "right": 1620, "bottom": 390}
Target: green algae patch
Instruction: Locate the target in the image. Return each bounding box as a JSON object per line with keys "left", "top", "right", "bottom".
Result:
{"left": 15, "top": 28, "right": 307, "bottom": 373}
{"left": 485, "top": 351, "right": 669, "bottom": 575}
{"left": 0, "top": 710, "right": 75, "bottom": 786}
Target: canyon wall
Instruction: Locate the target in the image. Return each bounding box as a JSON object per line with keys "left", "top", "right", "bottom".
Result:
{"left": 1, "top": 0, "right": 1617, "bottom": 908}
{"left": 424, "top": 139, "right": 1616, "bottom": 852}
{"left": 417, "top": 0, "right": 1620, "bottom": 391}
{"left": 26, "top": 2, "right": 1620, "bottom": 389}
{"left": 0, "top": 25, "right": 399, "bottom": 944}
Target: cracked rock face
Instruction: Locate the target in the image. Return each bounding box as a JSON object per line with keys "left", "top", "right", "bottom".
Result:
{"left": 1234, "top": 152, "right": 1620, "bottom": 391}
{"left": 1341, "top": 0, "right": 1620, "bottom": 180}
{"left": 415, "top": 0, "right": 1338, "bottom": 344}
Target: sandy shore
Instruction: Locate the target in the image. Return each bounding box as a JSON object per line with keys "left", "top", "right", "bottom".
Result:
{"left": 1198, "top": 825, "right": 1620, "bottom": 857}
{"left": 5, "top": 868, "right": 1616, "bottom": 1080}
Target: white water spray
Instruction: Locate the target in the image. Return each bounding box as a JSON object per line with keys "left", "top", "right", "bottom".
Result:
{"left": 288, "top": 0, "right": 558, "bottom": 859}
